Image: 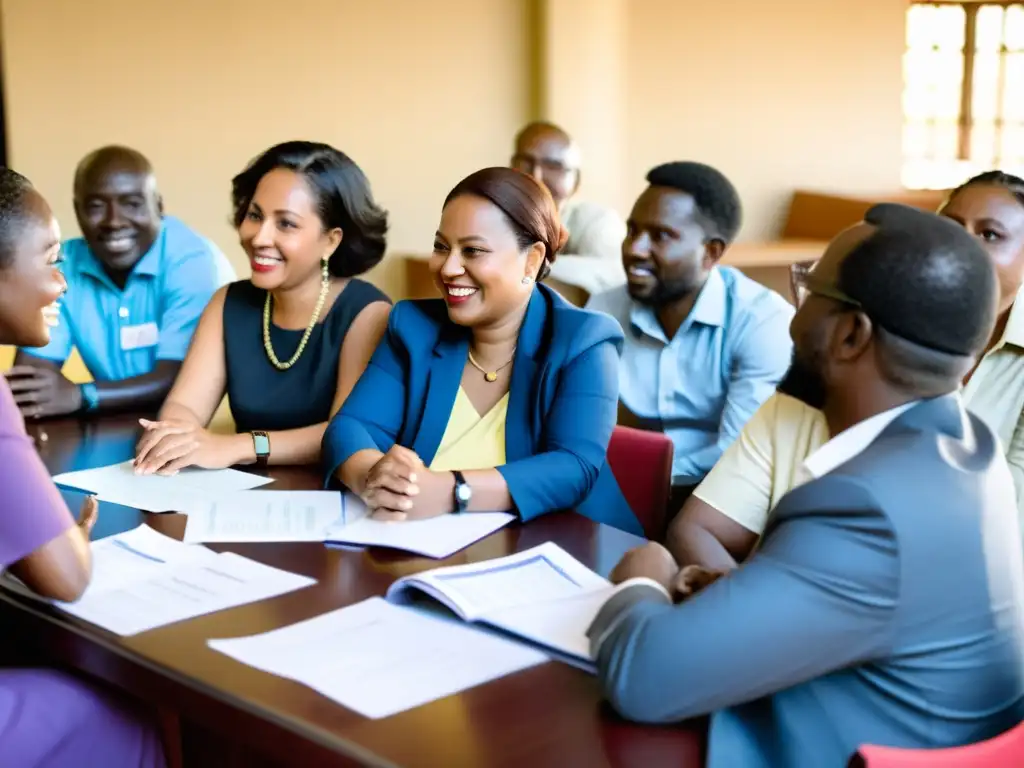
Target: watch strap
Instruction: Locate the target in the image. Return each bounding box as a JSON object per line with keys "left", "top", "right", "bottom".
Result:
{"left": 251, "top": 430, "right": 271, "bottom": 467}
{"left": 452, "top": 470, "right": 470, "bottom": 514}
{"left": 79, "top": 382, "right": 99, "bottom": 413}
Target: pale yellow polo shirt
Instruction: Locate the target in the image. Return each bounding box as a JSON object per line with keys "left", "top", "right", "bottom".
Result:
{"left": 695, "top": 292, "right": 1024, "bottom": 535}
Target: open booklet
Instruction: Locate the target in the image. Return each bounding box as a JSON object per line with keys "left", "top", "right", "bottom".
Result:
{"left": 385, "top": 541, "right": 671, "bottom": 668}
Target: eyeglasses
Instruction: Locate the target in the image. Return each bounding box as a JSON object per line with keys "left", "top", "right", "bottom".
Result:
{"left": 789, "top": 261, "right": 861, "bottom": 309}
{"left": 511, "top": 154, "right": 573, "bottom": 175}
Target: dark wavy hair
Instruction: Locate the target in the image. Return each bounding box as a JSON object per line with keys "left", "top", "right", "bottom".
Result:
{"left": 443, "top": 167, "right": 567, "bottom": 280}
{"left": 231, "top": 141, "right": 388, "bottom": 278}
{"left": 0, "top": 168, "right": 38, "bottom": 269}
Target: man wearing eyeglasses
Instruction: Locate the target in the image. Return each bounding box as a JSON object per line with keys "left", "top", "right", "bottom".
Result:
{"left": 593, "top": 204, "right": 1024, "bottom": 767}
{"left": 511, "top": 122, "right": 626, "bottom": 297}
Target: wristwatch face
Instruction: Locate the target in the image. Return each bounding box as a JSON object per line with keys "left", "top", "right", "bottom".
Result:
{"left": 253, "top": 433, "right": 270, "bottom": 457}
{"left": 456, "top": 483, "right": 472, "bottom": 503}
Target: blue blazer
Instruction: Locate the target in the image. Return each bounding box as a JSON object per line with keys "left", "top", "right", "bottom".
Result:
{"left": 322, "top": 284, "right": 643, "bottom": 535}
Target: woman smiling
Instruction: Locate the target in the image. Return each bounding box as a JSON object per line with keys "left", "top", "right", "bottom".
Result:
{"left": 134, "top": 142, "right": 391, "bottom": 474}
{"left": 322, "top": 167, "right": 642, "bottom": 534}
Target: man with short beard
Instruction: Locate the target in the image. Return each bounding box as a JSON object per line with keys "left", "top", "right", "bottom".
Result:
{"left": 591, "top": 204, "right": 1024, "bottom": 767}
{"left": 586, "top": 162, "right": 793, "bottom": 503}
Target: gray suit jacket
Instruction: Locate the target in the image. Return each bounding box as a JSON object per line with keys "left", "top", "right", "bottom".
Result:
{"left": 591, "top": 395, "right": 1024, "bottom": 767}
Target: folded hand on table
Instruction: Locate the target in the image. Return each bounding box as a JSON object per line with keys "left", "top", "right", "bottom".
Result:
{"left": 361, "top": 445, "right": 455, "bottom": 522}
{"left": 134, "top": 418, "right": 240, "bottom": 475}
{"left": 4, "top": 365, "right": 82, "bottom": 419}
{"left": 610, "top": 542, "right": 728, "bottom": 602}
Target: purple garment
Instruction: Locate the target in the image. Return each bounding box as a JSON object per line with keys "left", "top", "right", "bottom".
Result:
{"left": 0, "top": 669, "right": 166, "bottom": 767}
{"left": 0, "top": 378, "right": 74, "bottom": 569}
{"left": 1, "top": 379, "right": 166, "bottom": 767}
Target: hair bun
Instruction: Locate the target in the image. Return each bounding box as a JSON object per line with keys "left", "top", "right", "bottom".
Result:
{"left": 551, "top": 225, "right": 569, "bottom": 259}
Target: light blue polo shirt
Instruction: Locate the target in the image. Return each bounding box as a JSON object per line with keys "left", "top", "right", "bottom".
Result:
{"left": 22, "top": 215, "right": 235, "bottom": 381}
{"left": 587, "top": 266, "right": 794, "bottom": 486}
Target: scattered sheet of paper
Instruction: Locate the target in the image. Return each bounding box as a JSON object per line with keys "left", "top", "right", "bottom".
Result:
{"left": 326, "top": 505, "right": 515, "bottom": 559}
{"left": 37, "top": 525, "right": 315, "bottom": 635}
{"left": 183, "top": 491, "right": 345, "bottom": 543}
{"left": 208, "top": 597, "right": 547, "bottom": 719}
{"left": 52, "top": 460, "right": 273, "bottom": 513}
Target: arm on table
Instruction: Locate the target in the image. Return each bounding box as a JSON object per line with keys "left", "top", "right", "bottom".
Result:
{"left": 144, "top": 292, "right": 390, "bottom": 470}
{"left": 0, "top": 403, "right": 92, "bottom": 601}
{"left": 592, "top": 477, "right": 898, "bottom": 723}
{"left": 325, "top": 303, "right": 412, "bottom": 491}
{"left": 671, "top": 302, "right": 793, "bottom": 483}
{"left": 497, "top": 335, "right": 621, "bottom": 521}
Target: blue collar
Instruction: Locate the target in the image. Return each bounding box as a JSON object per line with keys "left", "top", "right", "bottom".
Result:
{"left": 629, "top": 266, "right": 727, "bottom": 342}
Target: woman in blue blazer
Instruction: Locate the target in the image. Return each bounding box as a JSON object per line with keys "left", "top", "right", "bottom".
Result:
{"left": 322, "top": 167, "right": 642, "bottom": 535}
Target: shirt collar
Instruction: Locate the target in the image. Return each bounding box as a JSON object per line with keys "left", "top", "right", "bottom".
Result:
{"left": 997, "top": 285, "right": 1024, "bottom": 349}
{"left": 628, "top": 266, "right": 727, "bottom": 342}
{"left": 799, "top": 401, "right": 919, "bottom": 481}
{"left": 77, "top": 219, "right": 166, "bottom": 284}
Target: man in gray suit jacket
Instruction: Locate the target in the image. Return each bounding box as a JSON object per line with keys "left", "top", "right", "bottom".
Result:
{"left": 589, "top": 204, "right": 1024, "bottom": 767}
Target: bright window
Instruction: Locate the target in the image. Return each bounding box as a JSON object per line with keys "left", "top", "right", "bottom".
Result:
{"left": 903, "top": 2, "right": 1024, "bottom": 189}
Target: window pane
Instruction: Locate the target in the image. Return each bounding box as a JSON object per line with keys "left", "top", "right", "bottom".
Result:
{"left": 1005, "top": 6, "right": 1024, "bottom": 51}
{"left": 1006, "top": 53, "right": 1024, "bottom": 120}
{"left": 1001, "top": 122, "right": 1024, "bottom": 166}
{"left": 908, "top": 5, "right": 966, "bottom": 49}
{"left": 904, "top": 50, "right": 963, "bottom": 120}
{"left": 976, "top": 5, "right": 1007, "bottom": 52}
{"left": 931, "top": 121, "right": 960, "bottom": 160}
{"left": 971, "top": 121, "right": 998, "bottom": 165}
{"left": 973, "top": 52, "right": 1002, "bottom": 121}
{"left": 903, "top": 122, "right": 932, "bottom": 158}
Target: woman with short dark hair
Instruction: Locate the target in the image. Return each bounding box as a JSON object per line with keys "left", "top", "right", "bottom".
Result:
{"left": 135, "top": 141, "right": 392, "bottom": 473}
{"left": 0, "top": 168, "right": 166, "bottom": 766}
{"left": 323, "top": 167, "right": 641, "bottom": 534}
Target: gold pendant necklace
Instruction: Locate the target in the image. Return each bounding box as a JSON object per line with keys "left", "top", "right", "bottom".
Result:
{"left": 263, "top": 275, "right": 330, "bottom": 371}
{"left": 467, "top": 349, "right": 515, "bottom": 383}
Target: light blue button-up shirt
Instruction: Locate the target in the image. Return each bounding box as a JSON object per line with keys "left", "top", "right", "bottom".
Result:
{"left": 587, "top": 266, "right": 794, "bottom": 485}
{"left": 21, "top": 215, "right": 235, "bottom": 381}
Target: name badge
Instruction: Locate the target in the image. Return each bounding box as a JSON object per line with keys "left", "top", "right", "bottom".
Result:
{"left": 120, "top": 322, "right": 159, "bottom": 351}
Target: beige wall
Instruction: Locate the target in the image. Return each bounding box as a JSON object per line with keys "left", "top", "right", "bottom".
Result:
{"left": 2, "top": 0, "right": 906, "bottom": 295}
{"left": 1, "top": 0, "right": 532, "bottom": 298}
{"left": 623, "top": 0, "right": 906, "bottom": 240}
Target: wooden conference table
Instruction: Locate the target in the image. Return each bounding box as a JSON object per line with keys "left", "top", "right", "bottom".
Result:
{"left": 0, "top": 414, "right": 705, "bottom": 768}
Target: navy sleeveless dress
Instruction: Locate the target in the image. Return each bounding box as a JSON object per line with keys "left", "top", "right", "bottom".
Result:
{"left": 222, "top": 279, "right": 389, "bottom": 432}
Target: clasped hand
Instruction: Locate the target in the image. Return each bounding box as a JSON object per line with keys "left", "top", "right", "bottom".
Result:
{"left": 361, "top": 445, "right": 455, "bottom": 521}
{"left": 134, "top": 418, "right": 237, "bottom": 475}
{"left": 609, "top": 542, "right": 728, "bottom": 602}
{"left": 4, "top": 365, "right": 82, "bottom": 419}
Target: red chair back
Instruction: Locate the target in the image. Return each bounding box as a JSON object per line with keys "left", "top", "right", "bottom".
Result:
{"left": 849, "top": 722, "right": 1024, "bottom": 768}
{"left": 606, "top": 426, "right": 673, "bottom": 540}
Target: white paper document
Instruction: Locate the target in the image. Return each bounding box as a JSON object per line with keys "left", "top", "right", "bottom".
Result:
{"left": 33, "top": 525, "right": 315, "bottom": 635}
{"left": 52, "top": 460, "right": 273, "bottom": 513}
{"left": 183, "top": 491, "right": 346, "bottom": 543}
{"left": 208, "top": 597, "right": 547, "bottom": 719}
{"left": 325, "top": 495, "right": 514, "bottom": 558}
